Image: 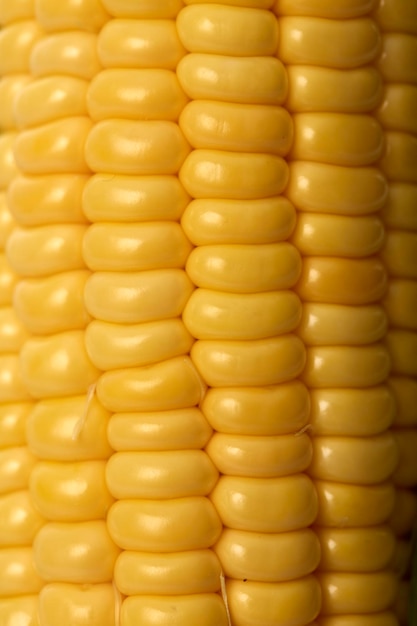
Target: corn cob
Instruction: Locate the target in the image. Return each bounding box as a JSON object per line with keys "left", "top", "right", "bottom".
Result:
{"left": 0, "top": 1, "right": 416, "bottom": 625}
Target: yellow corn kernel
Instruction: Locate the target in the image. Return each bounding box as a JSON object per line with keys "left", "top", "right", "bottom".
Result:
{"left": 7, "top": 224, "right": 87, "bottom": 277}
{"left": 13, "top": 271, "right": 91, "bottom": 335}
{"left": 98, "top": 19, "right": 186, "bottom": 69}
{"left": 215, "top": 527, "right": 320, "bottom": 582}
{"left": 83, "top": 222, "right": 192, "bottom": 271}
{"left": 107, "top": 497, "right": 222, "bottom": 551}
{"left": 108, "top": 409, "right": 212, "bottom": 452}
{"left": 33, "top": 521, "right": 120, "bottom": 583}
{"left": 14, "top": 76, "right": 89, "bottom": 128}
{"left": 39, "top": 583, "right": 117, "bottom": 626}
{"left": 106, "top": 450, "right": 218, "bottom": 499}
{"left": 177, "top": 5, "right": 279, "bottom": 56}
{"left": 26, "top": 395, "right": 112, "bottom": 461}
{"left": 181, "top": 196, "right": 296, "bottom": 245}
{"left": 29, "top": 460, "right": 114, "bottom": 521}
{"left": 30, "top": 31, "right": 102, "bottom": 79}
{"left": 115, "top": 549, "right": 221, "bottom": 595}
{"left": 183, "top": 289, "right": 301, "bottom": 340}
{"left": 82, "top": 173, "right": 190, "bottom": 223}
{"left": 8, "top": 174, "right": 88, "bottom": 226}
{"left": 87, "top": 68, "right": 189, "bottom": 121}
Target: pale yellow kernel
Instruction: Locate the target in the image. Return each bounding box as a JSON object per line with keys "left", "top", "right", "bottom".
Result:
{"left": 83, "top": 222, "right": 192, "bottom": 272}
{"left": 98, "top": 19, "right": 186, "bottom": 69}
{"left": 121, "top": 594, "right": 229, "bottom": 626}
{"left": 0, "top": 355, "right": 32, "bottom": 402}
{"left": 107, "top": 497, "right": 222, "bottom": 552}
{"left": 296, "top": 256, "right": 387, "bottom": 305}
{"left": 27, "top": 395, "right": 112, "bottom": 461}
{"left": 315, "top": 481, "right": 395, "bottom": 527}
{"left": 215, "top": 527, "right": 320, "bottom": 582}
{"left": 177, "top": 5, "right": 279, "bottom": 56}
{"left": 0, "top": 403, "right": 33, "bottom": 449}
{"left": 39, "top": 583, "right": 116, "bottom": 626}
{"left": 8, "top": 174, "right": 88, "bottom": 226}
{"left": 0, "top": 595, "right": 40, "bottom": 626}
{"left": 202, "top": 381, "right": 310, "bottom": 435}
{"left": 101, "top": 0, "right": 184, "bottom": 18}
{"left": 0, "top": 0, "right": 35, "bottom": 24}
{"left": 34, "top": 521, "right": 120, "bottom": 584}
{"left": 192, "top": 335, "right": 306, "bottom": 387}
{"left": 31, "top": 31, "right": 101, "bottom": 79}
{"left": 29, "top": 460, "right": 114, "bottom": 522}
{"left": 275, "top": 0, "right": 376, "bottom": 18}
{"left": 0, "top": 307, "right": 29, "bottom": 352}
{"left": 82, "top": 173, "right": 190, "bottom": 223}
{"left": 85, "top": 120, "right": 190, "bottom": 175}
{"left": 108, "top": 409, "right": 212, "bottom": 452}
{"left": 286, "top": 65, "right": 383, "bottom": 113}
{"left": 36, "top": 0, "right": 109, "bottom": 32}
{"left": 177, "top": 53, "right": 288, "bottom": 104}
{"left": 0, "top": 75, "right": 31, "bottom": 131}
{"left": 287, "top": 161, "right": 388, "bottom": 215}
{"left": 183, "top": 289, "right": 301, "bottom": 340}
{"left": 115, "top": 549, "right": 221, "bottom": 596}
{"left": 317, "top": 526, "right": 396, "bottom": 573}
{"left": 298, "top": 303, "right": 387, "bottom": 346}
{"left": 302, "top": 344, "right": 391, "bottom": 388}
{"left": 0, "top": 21, "right": 43, "bottom": 75}
{"left": 180, "top": 149, "right": 288, "bottom": 199}
{"left": 309, "top": 387, "right": 395, "bottom": 436}
{"left": 87, "top": 68, "right": 188, "bottom": 122}
{"left": 318, "top": 571, "right": 398, "bottom": 615}
{"left": 181, "top": 196, "right": 296, "bottom": 245}
{"left": 292, "top": 213, "right": 385, "bottom": 257}
{"left": 0, "top": 490, "right": 44, "bottom": 546}
{"left": 106, "top": 450, "right": 218, "bottom": 499}
{"left": 85, "top": 319, "right": 193, "bottom": 371}
{"left": 211, "top": 474, "right": 317, "bottom": 533}
{"left": 0, "top": 254, "right": 19, "bottom": 306}
{"left": 84, "top": 269, "right": 193, "bottom": 324}
{"left": 7, "top": 225, "right": 86, "bottom": 278}
{"left": 14, "top": 271, "right": 91, "bottom": 335}
{"left": 318, "top": 613, "right": 399, "bottom": 626}
{"left": 20, "top": 330, "right": 100, "bottom": 399}
{"left": 14, "top": 117, "right": 92, "bottom": 174}
{"left": 97, "top": 356, "right": 206, "bottom": 413}
{"left": 186, "top": 243, "right": 300, "bottom": 292}
{"left": 309, "top": 433, "right": 398, "bottom": 484}
{"left": 0, "top": 193, "right": 15, "bottom": 248}
{"left": 14, "top": 76, "right": 89, "bottom": 129}
{"left": 206, "top": 432, "right": 312, "bottom": 477}
{"left": 180, "top": 100, "right": 293, "bottom": 155}
{"left": 226, "top": 576, "right": 321, "bottom": 626}
{"left": 279, "top": 17, "right": 380, "bottom": 68}
{"left": 290, "top": 113, "right": 384, "bottom": 166}
{"left": 0, "top": 132, "right": 19, "bottom": 188}
{"left": 0, "top": 547, "right": 44, "bottom": 596}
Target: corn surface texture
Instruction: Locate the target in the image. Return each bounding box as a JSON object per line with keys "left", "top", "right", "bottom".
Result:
{"left": 0, "top": 1, "right": 416, "bottom": 625}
